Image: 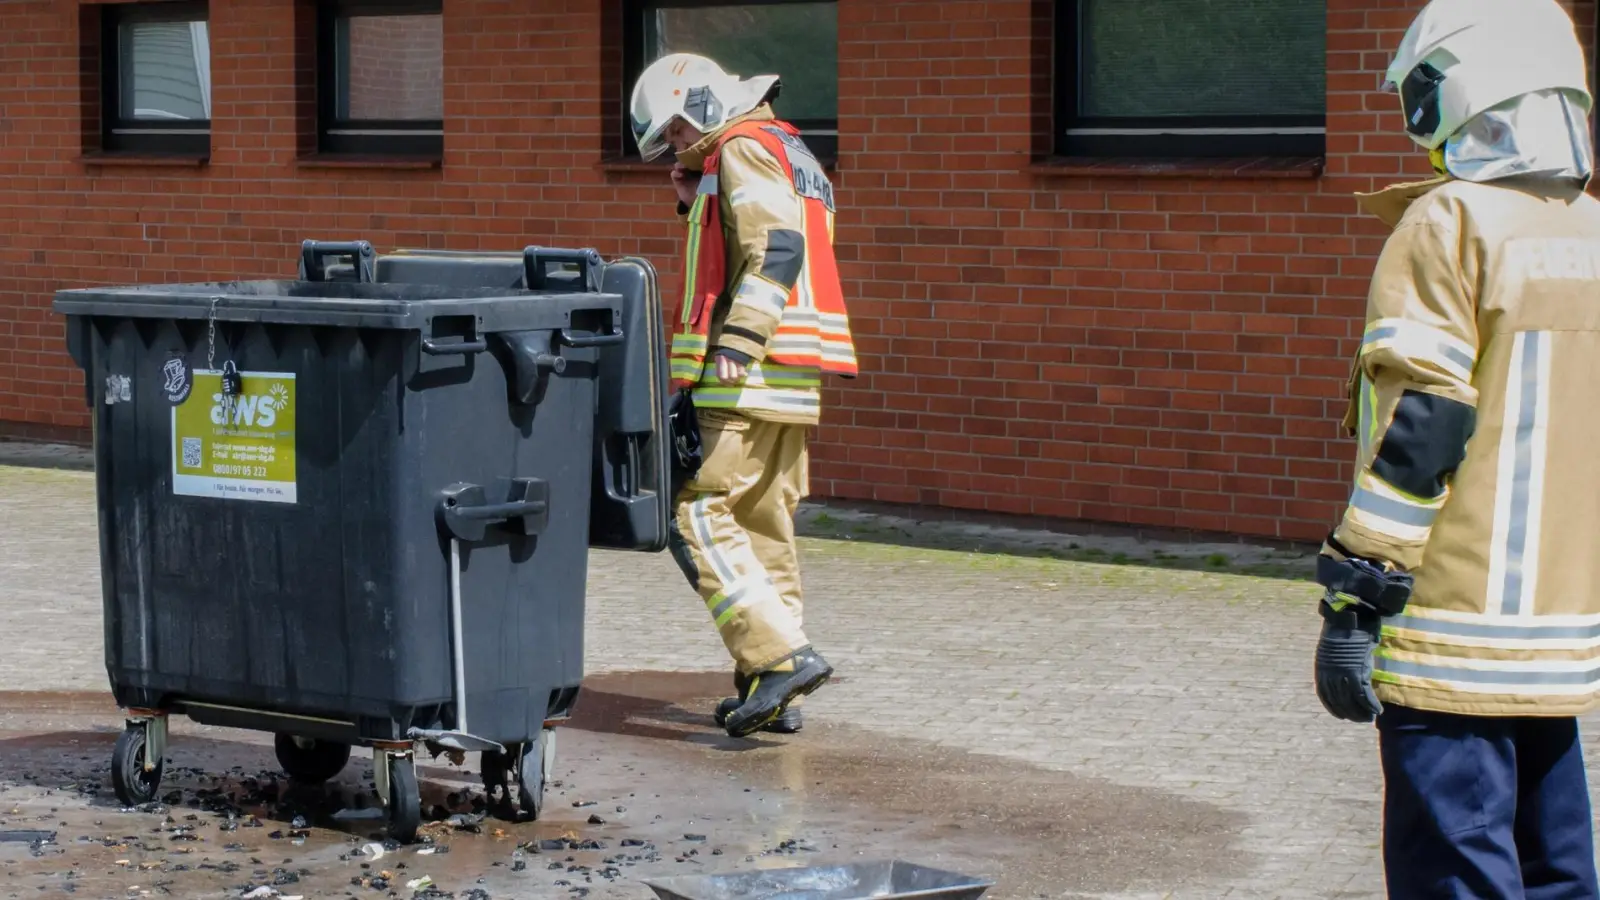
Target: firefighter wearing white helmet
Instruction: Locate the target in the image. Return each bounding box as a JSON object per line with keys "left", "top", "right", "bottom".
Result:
{"left": 1310, "top": 0, "right": 1600, "bottom": 893}
{"left": 630, "top": 53, "right": 859, "bottom": 739}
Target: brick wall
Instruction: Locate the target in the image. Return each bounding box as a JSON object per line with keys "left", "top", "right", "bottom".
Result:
{"left": 0, "top": 0, "right": 1593, "bottom": 542}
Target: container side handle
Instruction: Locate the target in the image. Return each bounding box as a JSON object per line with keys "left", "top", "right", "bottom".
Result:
{"left": 557, "top": 325, "right": 625, "bottom": 348}
{"left": 437, "top": 478, "right": 551, "bottom": 542}
{"left": 522, "top": 247, "right": 603, "bottom": 293}
{"left": 299, "top": 240, "right": 375, "bottom": 283}
{"left": 420, "top": 337, "right": 488, "bottom": 356}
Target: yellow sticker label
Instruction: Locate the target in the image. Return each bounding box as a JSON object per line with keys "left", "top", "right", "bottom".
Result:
{"left": 171, "top": 369, "right": 297, "bottom": 504}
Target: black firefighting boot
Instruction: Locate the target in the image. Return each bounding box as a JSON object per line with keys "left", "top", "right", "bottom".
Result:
{"left": 722, "top": 647, "right": 831, "bottom": 738}
{"left": 712, "top": 670, "right": 750, "bottom": 730}
{"left": 714, "top": 671, "right": 803, "bottom": 734}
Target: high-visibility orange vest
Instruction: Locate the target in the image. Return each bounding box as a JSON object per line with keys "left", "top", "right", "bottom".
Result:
{"left": 669, "top": 119, "right": 858, "bottom": 390}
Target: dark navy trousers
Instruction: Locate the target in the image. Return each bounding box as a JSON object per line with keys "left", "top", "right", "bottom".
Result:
{"left": 1378, "top": 704, "right": 1600, "bottom": 899}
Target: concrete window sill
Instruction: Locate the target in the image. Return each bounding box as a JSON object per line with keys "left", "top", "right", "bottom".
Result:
{"left": 296, "top": 155, "right": 442, "bottom": 170}
{"left": 78, "top": 152, "right": 209, "bottom": 167}
{"left": 1028, "top": 156, "right": 1325, "bottom": 179}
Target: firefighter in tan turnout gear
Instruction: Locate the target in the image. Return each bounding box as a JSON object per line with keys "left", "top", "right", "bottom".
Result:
{"left": 629, "top": 53, "right": 858, "bottom": 738}
{"left": 1311, "top": 0, "right": 1600, "bottom": 894}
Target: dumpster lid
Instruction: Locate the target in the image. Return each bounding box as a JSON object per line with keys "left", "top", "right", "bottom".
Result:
{"left": 52, "top": 279, "right": 622, "bottom": 332}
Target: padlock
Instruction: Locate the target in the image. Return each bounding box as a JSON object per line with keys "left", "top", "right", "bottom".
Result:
{"left": 221, "top": 360, "right": 243, "bottom": 396}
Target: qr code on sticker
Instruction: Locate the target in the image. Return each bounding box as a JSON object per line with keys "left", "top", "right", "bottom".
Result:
{"left": 181, "top": 437, "right": 202, "bottom": 470}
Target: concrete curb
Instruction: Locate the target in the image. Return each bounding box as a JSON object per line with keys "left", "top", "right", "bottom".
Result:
{"left": 794, "top": 500, "right": 1317, "bottom": 580}
{"left": 0, "top": 441, "right": 94, "bottom": 472}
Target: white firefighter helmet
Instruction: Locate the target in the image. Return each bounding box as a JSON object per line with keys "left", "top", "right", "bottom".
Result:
{"left": 1381, "top": 0, "right": 1592, "bottom": 150}
{"left": 629, "top": 53, "right": 781, "bottom": 162}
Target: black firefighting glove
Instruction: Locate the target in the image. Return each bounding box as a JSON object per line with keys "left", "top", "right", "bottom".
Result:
{"left": 1314, "top": 594, "right": 1384, "bottom": 723}
{"left": 1312, "top": 541, "right": 1412, "bottom": 724}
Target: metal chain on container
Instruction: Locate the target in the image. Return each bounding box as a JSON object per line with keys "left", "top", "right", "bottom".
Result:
{"left": 205, "top": 297, "right": 218, "bottom": 373}
{"left": 205, "top": 296, "right": 237, "bottom": 423}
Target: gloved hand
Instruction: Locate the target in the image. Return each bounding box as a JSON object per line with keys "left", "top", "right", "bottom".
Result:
{"left": 1314, "top": 594, "right": 1384, "bottom": 723}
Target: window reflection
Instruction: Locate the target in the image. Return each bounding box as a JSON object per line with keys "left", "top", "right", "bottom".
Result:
{"left": 120, "top": 20, "right": 211, "bottom": 121}
{"left": 335, "top": 13, "right": 443, "bottom": 122}
{"left": 643, "top": 2, "right": 838, "bottom": 129}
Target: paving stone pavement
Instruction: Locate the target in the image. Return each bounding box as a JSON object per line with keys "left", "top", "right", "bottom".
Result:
{"left": 6, "top": 458, "right": 1600, "bottom": 899}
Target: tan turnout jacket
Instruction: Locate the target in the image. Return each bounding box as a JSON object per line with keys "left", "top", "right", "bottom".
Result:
{"left": 675, "top": 106, "right": 824, "bottom": 426}
{"left": 1334, "top": 174, "right": 1600, "bottom": 717}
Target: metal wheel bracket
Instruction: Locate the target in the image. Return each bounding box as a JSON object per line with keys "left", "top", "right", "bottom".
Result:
{"left": 125, "top": 714, "right": 169, "bottom": 774}
{"left": 373, "top": 753, "right": 389, "bottom": 806}
{"left": 373, "top": 748, "right": 411, "bottom": 807}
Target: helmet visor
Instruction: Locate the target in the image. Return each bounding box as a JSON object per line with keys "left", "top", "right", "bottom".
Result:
{"left": 1400, "top": 61, "right": 1447, "bottom": 139}
{"left": 632, "top": 112, "right": 672, "bottom": 162}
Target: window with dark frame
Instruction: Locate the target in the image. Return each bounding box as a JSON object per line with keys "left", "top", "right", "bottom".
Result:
{"left": 1055, "top": 0, "right": 1327, "bottom": 159}
{"left": 316, "top": 0, "right": 444, "bottom": 157}
{"left": 620, "top": 0, "right": 839, "bottom": 162}
{"left": 99, "top": 0, "right": 212, "bottom": 156}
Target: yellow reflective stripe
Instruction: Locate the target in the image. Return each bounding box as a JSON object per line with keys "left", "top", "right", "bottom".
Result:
{"left": 1361, "top": 317, "right": 1477, "bottom": 383}
{"left": 671, "top": 329, "right": 709, "bottom": 384}
{"left": 692, "top": 385, "right": 821, "bottom": 413}
{"left": 708, "top": 583, "right": 747, "bottom": 627}
{"left": 1345, "top": 470, "right": 1444, "bottom": 543}
{"left": 739, "top": 362, "right": 822, "bottom": 389}
{"left": 1384, "top": 614, "right": 1600, "bottom": 652}
{"left": 673, "top": 365, "right": 822, "bottom": 389}
{"left": 671, "top": 360, "right": 707, "bottom": 383}
{"left": 1364, "top": 470, "right": 1442, "bottom": 507}
{"left": 1354, "top": 372, "right": 1379, "bottom": 460}
{"left": 1374, "top": 646, "right": 1600, "bottom": 695}
{"left": 680, "top": 195, "right": 709, "bottom": 326}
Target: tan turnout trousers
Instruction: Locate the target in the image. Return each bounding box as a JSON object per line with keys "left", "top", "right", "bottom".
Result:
{"left": 671, "top": 408, "right": 809, "bottom": 675}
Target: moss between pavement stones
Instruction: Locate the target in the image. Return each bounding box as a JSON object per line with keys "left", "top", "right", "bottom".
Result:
{"left": 0, "top": 465, "right": 93, "bottom": 487}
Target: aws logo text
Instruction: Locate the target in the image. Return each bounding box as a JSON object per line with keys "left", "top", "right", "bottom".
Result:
{"left": 209, "top": 382, "right": 291, "bottom": 427}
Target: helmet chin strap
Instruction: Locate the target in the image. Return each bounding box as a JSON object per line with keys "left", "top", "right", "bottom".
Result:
{"left": 1429, "top": 146, "right": 1448, "bottom": 176}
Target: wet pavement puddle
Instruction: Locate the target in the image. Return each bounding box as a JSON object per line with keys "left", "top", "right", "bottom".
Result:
{"left": 0, "top": 674, "right": 1250, "bottom": 899}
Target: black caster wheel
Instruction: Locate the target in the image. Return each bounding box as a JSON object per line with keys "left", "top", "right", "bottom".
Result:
{"left": 482, "top": 729, "right": 554, "bottom": 822}
{"left": 385, "top": 756, "right": 421, "bottom": 844}
{"left": 111, "top": 725, "right": 163, "bottom": 807}
{"left": 274, "top": 734, "right": 351, "bottom": 784}
{"left": 518, "top": 729, "right": 555, "bottom": 821}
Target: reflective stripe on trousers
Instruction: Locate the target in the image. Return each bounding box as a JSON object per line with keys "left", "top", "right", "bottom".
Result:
{"left": 671, "top": 409, "right": 809, "bottom": 673}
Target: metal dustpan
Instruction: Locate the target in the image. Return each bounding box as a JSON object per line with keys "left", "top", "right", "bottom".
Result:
{"left": 642, "top": 860, "right": 995, "bottom": 900}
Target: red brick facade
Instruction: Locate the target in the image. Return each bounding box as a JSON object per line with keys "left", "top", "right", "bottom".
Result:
{"left": 0, "top": 0, "right": 1594, "bottom": 542}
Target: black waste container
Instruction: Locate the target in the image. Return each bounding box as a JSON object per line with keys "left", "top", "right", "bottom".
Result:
{"left": 53, "top": 273, "right": 626, "bottom": 842}
{"left": 298, "top": 239, "right": 675, "bottom": 557}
